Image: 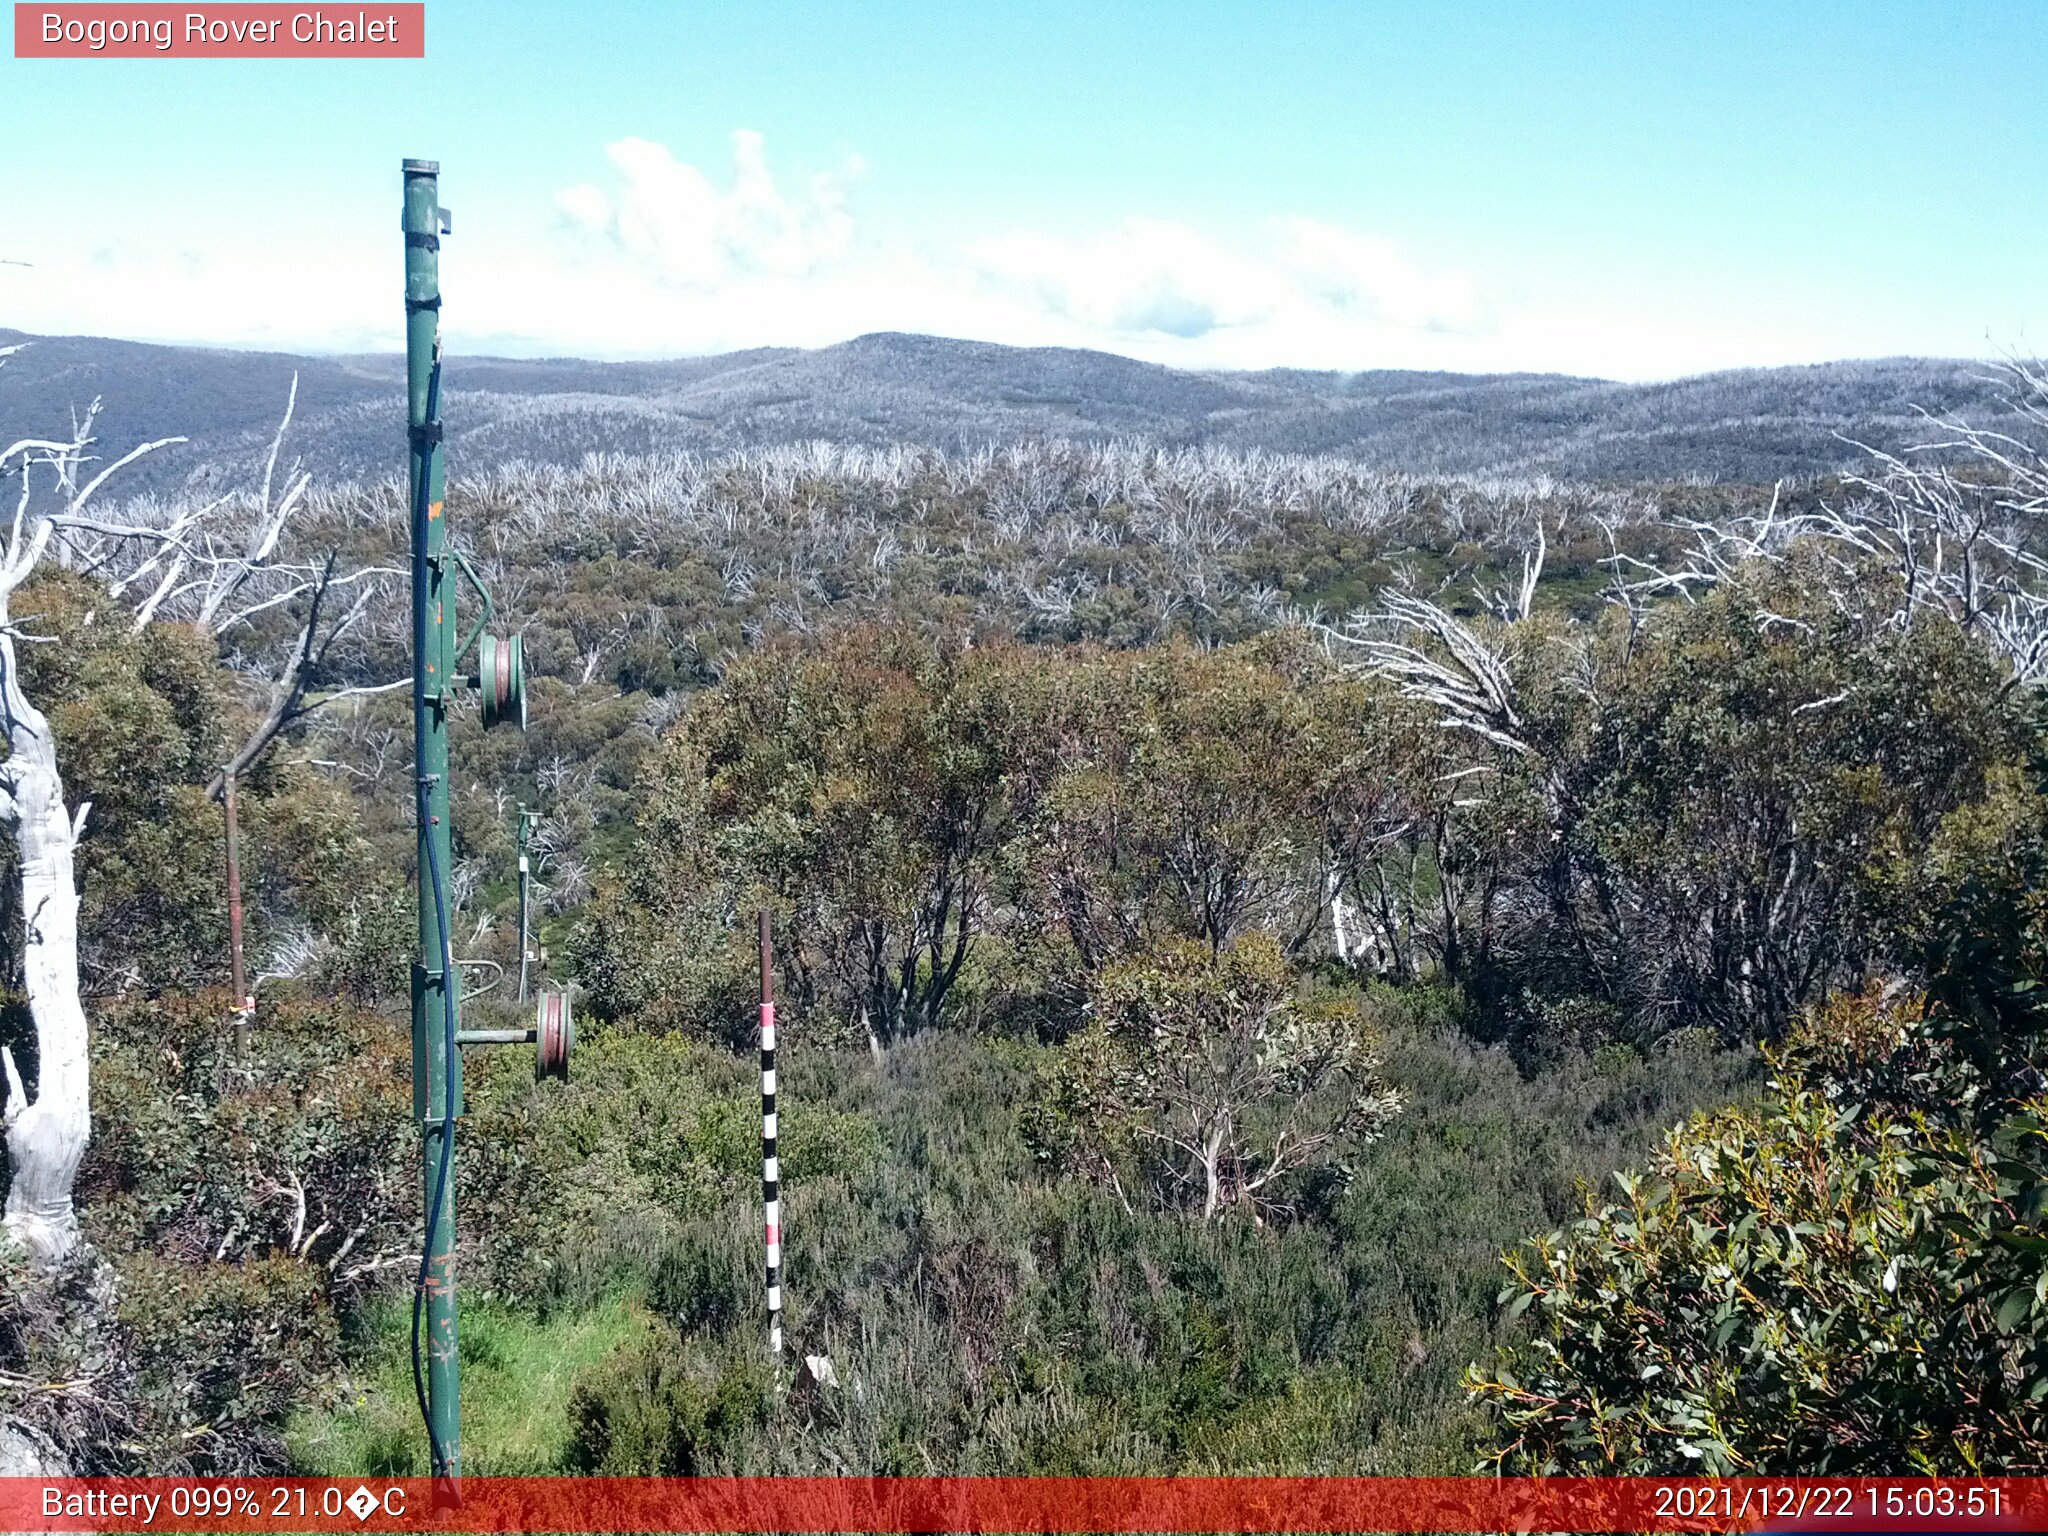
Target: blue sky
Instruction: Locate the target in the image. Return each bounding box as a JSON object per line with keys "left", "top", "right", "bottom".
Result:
{"left": 0, "top": 0, "right": 2040, "bottom": 377}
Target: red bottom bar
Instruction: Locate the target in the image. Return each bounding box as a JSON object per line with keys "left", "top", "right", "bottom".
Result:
{"left": 2, "top": 1476, "right": 2042, "bottom": 1533}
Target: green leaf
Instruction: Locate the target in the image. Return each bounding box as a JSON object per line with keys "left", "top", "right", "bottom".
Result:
{"left": 1994, "top": 1288, "right": 2034, "bottom": 1333}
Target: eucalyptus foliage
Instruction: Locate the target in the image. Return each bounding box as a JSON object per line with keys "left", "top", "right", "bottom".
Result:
{"left": 1469, "top": 713, "right": 2048, "bottom": 1471}
{"left": 1029, "top": 935, "right": 1402, "bottom": 1221}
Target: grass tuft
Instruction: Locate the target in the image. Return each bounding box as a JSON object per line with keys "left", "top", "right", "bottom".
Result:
{"left": 287, "top": 1293, "right": 652, "bottom": 1475}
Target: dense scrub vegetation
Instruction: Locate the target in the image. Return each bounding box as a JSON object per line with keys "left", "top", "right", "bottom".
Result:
{"left": 580, "top": 577, "right": 2027, "bottom": 1057}
{"left": 5, "top": 371, "right": 2048, "bottom": 1474}
{"left": 286, "top": 1009, "right": 1756, "bottom": 1476}
{"left": 1471, "top": 717, "right": 2048, "bottom": 1470}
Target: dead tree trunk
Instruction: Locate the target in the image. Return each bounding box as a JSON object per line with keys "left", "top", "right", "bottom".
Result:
{"left": 0, "top": 628, "right": 91, "bottom": 1266}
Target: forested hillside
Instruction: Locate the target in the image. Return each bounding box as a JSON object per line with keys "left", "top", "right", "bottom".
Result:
{"left": 3, "top": 349, "right": 2047, "bottom": 1477}
{"left": 0, "top": 326, "right": 2030, "bottom": 488}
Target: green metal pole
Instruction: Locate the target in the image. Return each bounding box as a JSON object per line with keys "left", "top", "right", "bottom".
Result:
{"left": 403, "top": 157, "right": 461, "bottom": 1487}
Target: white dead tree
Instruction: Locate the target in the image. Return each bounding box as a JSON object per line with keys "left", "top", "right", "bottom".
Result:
{"left": 1475, "top": 515, "right": 1549, "bottom": 624}
{"left": 1319, "top": 519, "right": 1554, "bottom": 760}
{"left": 202, "top": 549, "right": 403, "bottom": 801}
{"left": 1828, "top": 364, "right": 2048, "bottom": 686}
{"left": 0, "top": 367, "right": 182, "bottom": 1263}
{"left": 1338, "top": 590, "right": 1539, "bottom": 762}
{"left": 1312, "top": 576, "right": 1557, "bottom": 982}
{"left": 45, "top": 378, "right": 405, "bottom": 801}
{"left": 1599, "top": 480, "right": 1806, "bottom": 611}
{"left": 1596, "top": 363, "right": 2048, "bottom": 686}
{"left": 0, "top": 352, "right": 389, "bottom": 1263}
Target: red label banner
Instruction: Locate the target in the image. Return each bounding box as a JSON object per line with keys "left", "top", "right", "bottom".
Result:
{"left": 0, "top": 1477, "right": 2041, "bottom": 1533}
{"left": 13, "top": 4, "right": 425, "bottom": 57}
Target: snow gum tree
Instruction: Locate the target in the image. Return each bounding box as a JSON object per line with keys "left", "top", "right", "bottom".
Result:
{"left": 1031, "top": 933, "right": 1404, "bottom": 1221}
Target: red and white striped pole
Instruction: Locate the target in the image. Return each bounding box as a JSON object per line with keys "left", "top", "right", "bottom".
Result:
{"left": 759, "top": 909, "right": 782, "bottom": 1386}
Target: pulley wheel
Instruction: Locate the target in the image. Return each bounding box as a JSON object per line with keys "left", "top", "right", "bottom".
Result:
{"left": 535, "top": 988, "right": 574, "bottom": 1080}
{"left": 478, "top": 632, "right": 527, "bottom": 732}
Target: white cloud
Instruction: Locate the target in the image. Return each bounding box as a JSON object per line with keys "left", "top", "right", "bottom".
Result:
{"left": 1270, "top": 218, "right": 1485, "bottom": 333}
{"left": 970, "top": 218, "right": 1284, "bottom": 339}
{"left": 0, "top": 231, "right": 395, "bottom": 354}
{"left": 966, "top": 216, "right": 1488, "bottom": 347}
{"left": 530, "top": 138, "right": 1510, "bottom": 365}
{"left": 552, "top": 182, "right": 610, "bottom": 232}
{"left": 554, "top": 130, "right": 858, "bottom": 287}
{"left": 0, "top": 130, "right": 1982, "bottom": 381}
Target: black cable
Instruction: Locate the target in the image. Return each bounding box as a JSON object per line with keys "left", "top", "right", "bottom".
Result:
{"left": 408, "top": 348, "right": 459, "bottom": 1484}
{"left": 411, "top": 769, "right": 457, "bottom": 1475}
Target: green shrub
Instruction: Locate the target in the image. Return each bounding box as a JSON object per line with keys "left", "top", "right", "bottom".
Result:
{"left": 0, "top": 571, "right": 377, "bottom": 1006}
{"left": 312, "top": 877, "right": 414, "bottom": 1005}
{"left": 566, "top": 1320, "right": 766, "bottom": 1473}
{"left": 1469, "top": 733, "right": 2048, "bottom": 1472}
{"left": 1508, "top": 568, "right": 2029, "bottom": 1042}
{"left": 459, "top": 1025, "right": 877, "bottom": 1301}
{"left": 0, "top": 1243, "right": 130, "bottom": 1471}
{"left": 1469, "top": 1046, "right": 2047, "bottom": 1471}
{"left": 1029, "top": 936, "right": 1401, "bottom": 1220}
{"left": 81, "top": 991, "right": 413, "bottom": 1276}
{"left": 0, "top": 991, "right": 415, "bottom": 1473}
{"left": 116, "top": 1253, "right": 341, "bottom": 1473}
{"left": 1, "top": 1242, "right": 347, "bottom": 1476}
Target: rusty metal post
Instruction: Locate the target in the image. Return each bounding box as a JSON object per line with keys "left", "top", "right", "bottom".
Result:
{"left": 224, "top": 771, "right": 250, "bottom": 1056}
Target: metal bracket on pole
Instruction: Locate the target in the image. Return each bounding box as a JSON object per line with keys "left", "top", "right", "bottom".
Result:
{"left": 453, "top": 993, "right": 574, "bottom": 1079}
{"left": 449, "top": 546, "right": 494, "bottom": 665}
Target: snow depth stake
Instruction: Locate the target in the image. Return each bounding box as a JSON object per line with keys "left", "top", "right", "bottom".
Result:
{"left": 760, "top": 908, "right": 783, "bottom": 1389}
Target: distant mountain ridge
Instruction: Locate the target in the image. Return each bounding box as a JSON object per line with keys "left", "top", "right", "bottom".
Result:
{"left": 0, "top": 327, "right": 2027, "bottom": 493}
